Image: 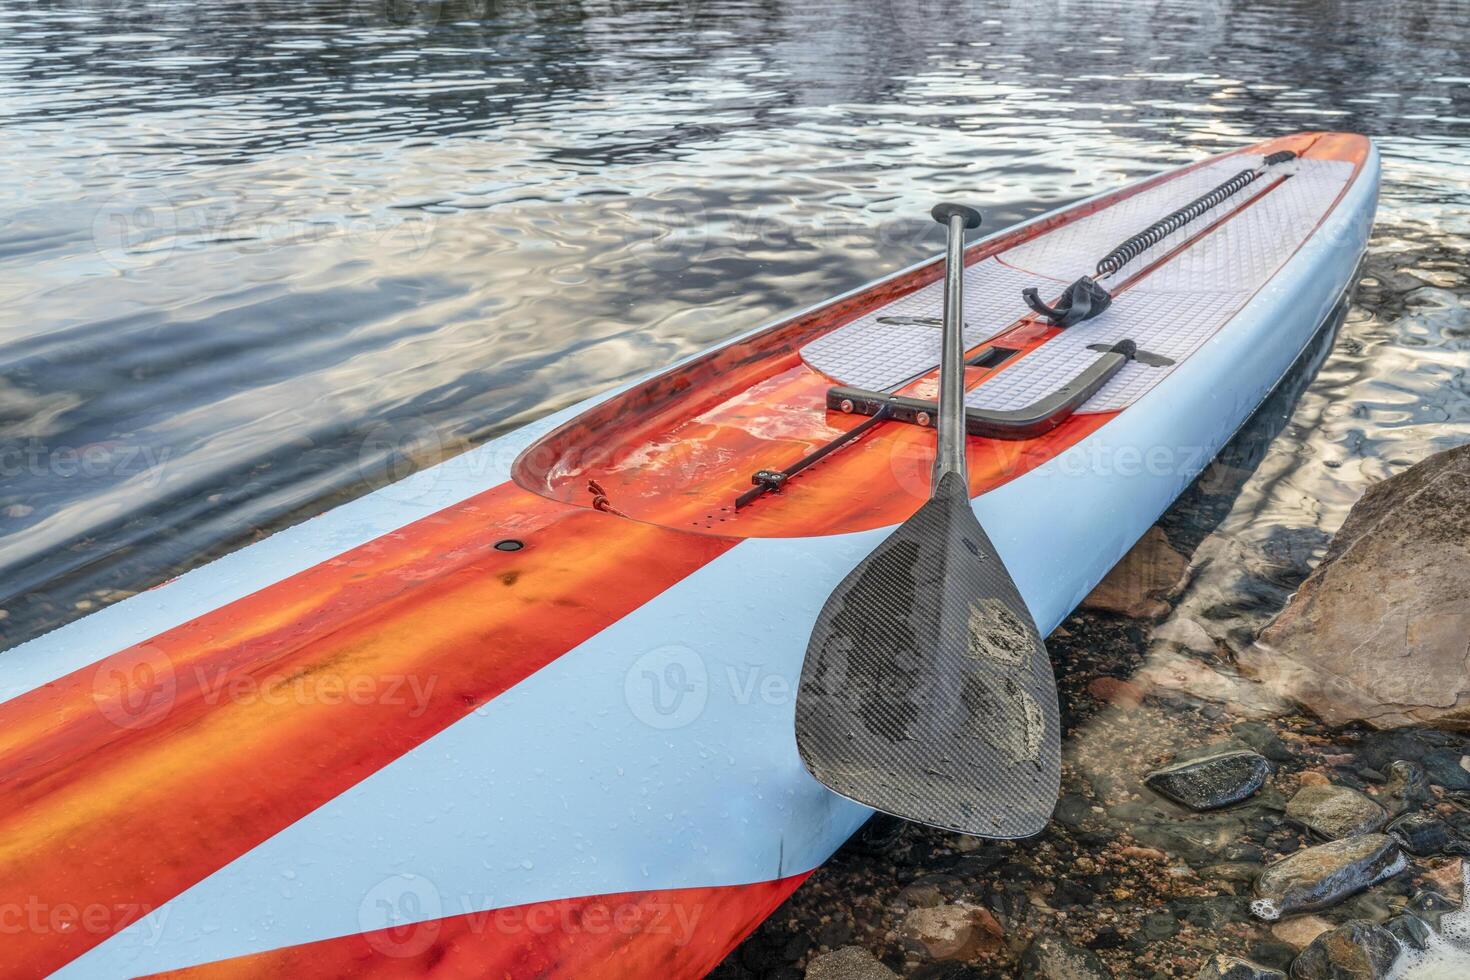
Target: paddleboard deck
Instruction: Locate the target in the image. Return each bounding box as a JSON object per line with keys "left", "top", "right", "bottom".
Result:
{"left": 0, "top": 132, "right": 1378, "bottom": 979}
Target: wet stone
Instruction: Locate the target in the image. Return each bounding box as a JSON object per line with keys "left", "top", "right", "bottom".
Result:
{"left": 1203, "top": 862, "right": 1259, "bottom": 885}
{"left": 1170, "top": 895, "right": 1251, "bottom": 930}
{"left": 1054, "top": 793, "right": 1096, "bottom": 829}
{"left": 1250, "top": 834, "right": 1407, "bottom": 920}
{"left": 1196, "top": 953, "right": 1286, "bottom": 980}
{"left": 1053, "top": 878, "right": 1097, "bottom": 908}
{"left": 1138, "top": 910, "right": 1179, "bottom": 941}
{"left": 1421, "top": 859, "right": 1465, "bottom": 902}
{"left": 1387, "top": 811, "right": 1470, "bottom": 856}
{"left": 1020, "top": 935, "right": 1112, "bottom": 979}
{"left": 1221, "top": 842, "right": 1268, "bottom": 863}
{"left": 1356, "top": 729, "right": 1461, "bottom": 771}
{"left": 804, "top": 946, "right": 899, "bottom": 980}
{"left": 1422, "top": 748, "right": 1470, "bottom": 791}
{"left": 1246, "top": 939, "right": 1298, "bottom": 972}
{"left": 1381, "top": 761, "right": 1433, "bottom": 815}
{"left": 898, "top": 878, "right": 948, "bottom": 909}
{"left": 1289, "top": 920, "right": 1400, "bottom": 980}
{"left": 1335, "top": 879, "right": 1416, "bottom": 923}
{"left": 1271, "top": 915, "right": 1334, "bottom": 950}
{"left": 1145, "top": 747, "right": 1272, "bottom": 811}
{"left": 1285, "top": 784, "right": 1388, "bottom": 840}
{"left": 1112, "top": 803, "right": 1258, "bottom": 866}
{"left": 1231, "top": 721, "right": 1296, "bottom": 764}
{"left": 951, "top": 852, "right": 1005, "bottom": 878}
{"left": 1383, "top": 912, "right": 1434, "bottom": 951}
{"left": 1407, "top": 888, "right": 1460, "bottom": 930}
{"left": 899, "top": 903, "right": 1003, "bottom": 961}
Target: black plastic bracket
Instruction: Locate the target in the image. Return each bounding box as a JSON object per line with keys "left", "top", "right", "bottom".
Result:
{"left": 1022, "top": 275, "right": 1113, "bottom": 328}
{"left": 828, "top": 340, "right": 1138, "bottom": 440}
{"left": 751, "top": 469, "right": 788, "bottom": 493}
{"left": 1086, "top": 342, "right": 1174, "bottom": 367}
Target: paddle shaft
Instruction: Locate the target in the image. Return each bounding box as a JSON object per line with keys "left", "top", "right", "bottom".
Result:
{"left": 932, "top": 211, "right": 970, "bottom": 490}
{"left": 796, "top": 201, "right": 1060, "bottom": 838}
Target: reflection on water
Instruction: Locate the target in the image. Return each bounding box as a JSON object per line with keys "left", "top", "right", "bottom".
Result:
{"left": 0, "top": 0, "right": 1467, "bottom": 653}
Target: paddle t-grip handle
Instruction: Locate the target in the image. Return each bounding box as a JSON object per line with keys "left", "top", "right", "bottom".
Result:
{"left": 931, "top": 203, "right": 983, "bottom": 229}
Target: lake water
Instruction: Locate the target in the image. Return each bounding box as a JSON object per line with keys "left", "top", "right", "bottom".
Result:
{"left": 1, "top": 0, "right": 1466, "bottom": 644}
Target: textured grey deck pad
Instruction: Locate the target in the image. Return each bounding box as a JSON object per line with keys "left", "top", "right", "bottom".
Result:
{"left": 799, "top": 258, "right": 1052, "bottom": 392}
{"left": 799, "top": 154, "right": 1353, "bottom": 412}
{"left": 997, "top": 155, "right": 1270, "bottom": 283}
{"left": 968, "top": 159, "right": 1353, "bottom": 413}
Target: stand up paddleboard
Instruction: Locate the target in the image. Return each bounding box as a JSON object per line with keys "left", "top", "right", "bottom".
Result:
{"left": 0, "top": 132, "right": 1377, "bottom": 979}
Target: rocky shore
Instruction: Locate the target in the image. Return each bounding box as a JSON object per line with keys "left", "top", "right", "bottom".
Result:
{"left": 717, "top": 444, "right": 1470, "bottom": 979}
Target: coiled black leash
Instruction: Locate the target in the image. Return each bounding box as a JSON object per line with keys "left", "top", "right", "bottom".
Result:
{"left": 1024, "top": 149, "right": 1299, "bottom": 327}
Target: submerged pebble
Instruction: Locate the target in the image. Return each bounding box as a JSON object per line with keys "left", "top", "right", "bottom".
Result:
{"left": 1019, "top": 935, "right": 1112, "bottom": 979}
{"left": 1251, "top": 834, "right": 1407, "bottom": 920}
{"left": 804, "top": 946, "right": 898, "bottom": 980}
{"left": 1231, "top": 721, "right": 1297, "bottom": 764}
{"left": 1196, "top": 953, "right": 1286, "bottom": 979}
{"left": 1383, "top": 913, "right": 1434, "bottom": 952}
{"left": 899, "top": 903, "right": 1003, "bottom": 961}
{"left": 1289, "top": 920, "right": 1400, "bottom": 979}
{"left": 1387, "top": 812, "right": 1470, "bottom": 857}
{"left": 1145, "top": 747, "right": 1272, "bottom": 811}
{"left": 1382, "top": 762, "right": 1434, "bottom": 816}
{"left": 1286, "top": 784, "right": 1389, "bottom": 840}
{"left": 1407, "top": 888, "right": 1461, "bottom": 931}
{"left": 1421, "top": 749, "right": 1470, "bottom": 792}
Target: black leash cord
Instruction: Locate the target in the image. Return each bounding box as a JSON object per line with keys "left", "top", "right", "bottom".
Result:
{"left": 1094, "top": 149, "right": 1298, "bottom": 278}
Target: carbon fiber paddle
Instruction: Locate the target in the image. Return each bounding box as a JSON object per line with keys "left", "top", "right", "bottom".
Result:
{"left": 794, "top": 203, "right": 1061, "bottom": 838}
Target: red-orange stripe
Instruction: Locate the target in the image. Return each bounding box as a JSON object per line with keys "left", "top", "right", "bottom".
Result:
{"left": 0, "top": 482, "right": 736, "bottom": 978}
{"left": 145, "top": 876, "right": 810, "bottom": 979}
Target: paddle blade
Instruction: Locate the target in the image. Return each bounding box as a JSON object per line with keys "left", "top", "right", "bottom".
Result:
{"left": 795, "top": 472, "right": 1060, "bottom": 838}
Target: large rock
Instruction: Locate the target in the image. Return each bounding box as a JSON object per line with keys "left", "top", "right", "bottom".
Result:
{"left": 1284, "top": 784, "right": 1387, "bottom": 840}
{"left": 1082, "top": 526, "right": 1190, "bottom": 619}
{"left": 1242, "top": 445, "right": 1470, "bottom": 729}
{"left": 1250, "top": 834, "right": 1406, "bottom": 921}
{"left": 1144, "top": 746, "right": 1272, "bottom": 810}
{"left": 1289, "top": 920, "right": 1400, "bottom": 979}
{"left": 900, "top": 903, "right": 1003, "bottom": 961}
